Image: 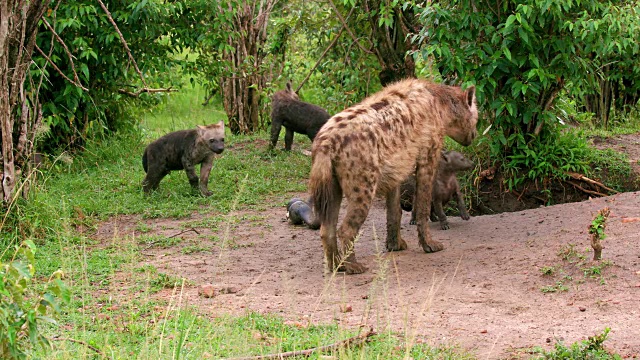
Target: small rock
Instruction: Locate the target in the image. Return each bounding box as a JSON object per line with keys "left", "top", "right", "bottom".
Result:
{"left": 199, "top": 284, "right": 216, "bottom": 298}
{"left": 96, "top": 313, "right": 110, "bottom": 321}
{"left": 579, "top": 306, "right": 587, "bottom": 312}
{"left": 340, "top": 305, "right": 353, "bottom": 313}
{"left": 546, "top": 337, "right": 552, "bottom": 343}
{"left": 480, "top": 329, "right": 488, "bottom": 334}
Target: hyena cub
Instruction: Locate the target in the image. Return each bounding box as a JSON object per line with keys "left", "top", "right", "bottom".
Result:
{"left": 400, "top": 150, "right": 474, "bottom": 229}
{"left": 142, "top": 121, "right": 225, "bottom": 196}
{"left": 309, "top": 78, "right": 478, "bottom": 274}
{"left": 270, "top": 82, "right": 331, "bottom": 151}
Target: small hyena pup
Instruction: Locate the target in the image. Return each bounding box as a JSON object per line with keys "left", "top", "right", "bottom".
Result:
{"left": 400, "top": 150, "right": 474, "bottom": 229}
{"left": 142, "top": 121, "right": 225, "bottom": 196}
{"left": 269, "top": 82, "right": 331, "bottom": 151}
{"left": 309, "top": 78, "right": 478, "bottom": 274}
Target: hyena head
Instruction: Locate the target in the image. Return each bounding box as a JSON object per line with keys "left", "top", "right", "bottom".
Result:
{"left": 197, "top": 121, "right": 225, "bottom": 154}
{"left": 442, "top": 150, "right": 474, "bottom": 172}
{"left": 445, "top": 86, "right": 478, "bottom": 146}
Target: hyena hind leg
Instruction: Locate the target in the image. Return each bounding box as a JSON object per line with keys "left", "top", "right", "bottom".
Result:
{"left": 320, "top": 186, "right": 343, "bottom": 275}
{"left": 337, "top": 200, "right": 372, "bottom": 274}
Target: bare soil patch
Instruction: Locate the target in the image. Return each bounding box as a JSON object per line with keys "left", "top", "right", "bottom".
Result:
{"left": 92, "top": 133, "right": 640, "bottom": 358}
{"left": 96, "top": 190, "right": 640, "bottom": 358}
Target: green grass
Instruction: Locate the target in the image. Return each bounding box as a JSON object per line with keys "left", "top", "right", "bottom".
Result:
{"left": 3, "top": 82, "right": 475, "bottom": 360}
{"left": 2, "top": 82, "right": 628, "bottom": 359}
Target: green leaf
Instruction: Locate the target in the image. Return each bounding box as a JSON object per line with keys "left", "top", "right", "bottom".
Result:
{"left": 503, "top": 46, "right": 512, "bottom": 61}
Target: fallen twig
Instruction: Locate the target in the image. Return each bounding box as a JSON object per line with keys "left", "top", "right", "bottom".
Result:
{"left": 51, "top": 337, "right": 111, "bottom": 359}
{"left": 565, "top": 172, "right": 618, "bottom": 194}
{"left": 168, "top": 228, "right": 200, "bottom": 238}
{"left": 565, "top": 180, "right": 608, "bottom": 198}
{"left": 222, "top": 327, "right": 376, "bottom": 360}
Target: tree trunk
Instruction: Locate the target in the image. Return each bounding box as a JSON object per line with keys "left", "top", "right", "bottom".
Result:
{"left": 1, "top": 0, "right": 51, "bottom": 204}
{"left": 220, "top": 1, "right": 275, "bottom": 135}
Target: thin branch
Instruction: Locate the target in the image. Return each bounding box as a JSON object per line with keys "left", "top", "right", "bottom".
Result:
{"left": 34, "top": 44, "right": 89, "bottom": 91}
{"left": 168, "top": 227, "right": 200, "bottom": 238}
{"left": 565, "top": 172, "right": 618, "bottom": 194}
{"left": 117, "top": 87, "right": 177, "bottom": 97}
{"left": 295, "top": 7, "right": 355, "bottom": 93}
{"left": 221, "top": 328, "right": 375, "bottom": 360}
{"left": 41, "top": 18, "right": 82, "bottom": 85}
{"left": 51, "top": 337, "right": 111, "bottom": 359}
{"left": 565, "top": 180, "right": 608, "bottom": 197}
{"left": 326, "top": 0, "right": 373, "bottom": 54}
{"left": 96, "top": 0, "right": 147, "bottom": 87}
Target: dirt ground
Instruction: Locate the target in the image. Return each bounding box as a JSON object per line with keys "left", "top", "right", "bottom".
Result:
{"left": 95, "top": 134, "right": 640, "bottom": 359}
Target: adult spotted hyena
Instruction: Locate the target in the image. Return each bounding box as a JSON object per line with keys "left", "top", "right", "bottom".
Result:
{"left": 309, "top": 79, "right": 478, "bottom": 274}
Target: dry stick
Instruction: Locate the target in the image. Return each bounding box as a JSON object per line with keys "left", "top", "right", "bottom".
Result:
{"left": 222, "top": 328, "right": 376, "bottom": 360}
{"left": 566, "top": 171, "right": 618, "bottom": 194}
{"left": 95, "top": 0, "right": 173, "bottom": 97}
{"left": 41, "top": 18, "right": 82, "bottom": 85}
{"left": 95, "top": 0, "right": 146, "bottom": 87}
{"left": 565, "top": 180, "right": 608, "bottom": 197}
{"left": 34, "top": 44, "right": 89, "bottom": 91}
{"left": 168, "top": 227, "right": 200, "bottom": 238}
{"left": 326, "top": 0, "right": 373, "bottom": 55}
{"left": 295, "top": 7, "right": 354, "bottom": 93}
{"left": 117, "top": 87, "right": 176, "bottom": 97}
{"left": 51, "top": 337, "right": 111, "bottom": 359}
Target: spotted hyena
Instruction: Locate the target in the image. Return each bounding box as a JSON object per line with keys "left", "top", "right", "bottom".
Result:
{"left": 309, "top": 78, "right": 478, "bottom": 274}
{"left": 269, "top": 82, "right": 331, "bottom": 151}
{"left": 142, "top": 121, "right": 225, "bottom": 196}
{"left": 400, "top": 150, "right": 474, "bottom": 228}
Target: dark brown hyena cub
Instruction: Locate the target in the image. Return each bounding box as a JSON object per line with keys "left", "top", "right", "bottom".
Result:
{"left": 309, "top": 78, "right": 478, "bottom": 275}
{"left": 400, "top": 150, "right": 474, "bottom": 229}
{"left": 270, "top": 82, "right": 331, "bottom": 151}
{"left": 142, "top": 121, "right": 225, "bottom": 196}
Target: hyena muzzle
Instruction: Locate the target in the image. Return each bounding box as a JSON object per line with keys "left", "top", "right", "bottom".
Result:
{"left": 309, "top": 78, "right": 478, "bottom": 274}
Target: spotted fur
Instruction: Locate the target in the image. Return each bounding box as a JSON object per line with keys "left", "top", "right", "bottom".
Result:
{"left": 309, "top": 79, "right": 478, "bottom": 274}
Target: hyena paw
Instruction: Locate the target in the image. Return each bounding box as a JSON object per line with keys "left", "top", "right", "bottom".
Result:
{"left": 421, "top": 240, "right": 444, "bottom": 253}
{"left": 200, "top": 189, "right": 212, "bottom": 197}
{"left": 461, "top": 213, "right": 470, "bottom": 220}
{"left": 344, "top": 261, "right": 367, "bottom": 274}
{"left": 440, "top": 221, "right": 450, "bottom": 230}
{"left": 386, "top": 238, "right": 408, "bottom": 252}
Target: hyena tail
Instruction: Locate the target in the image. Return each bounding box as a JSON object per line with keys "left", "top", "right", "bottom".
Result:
{"left": 142, "top": 150, "right": 148, "bottom": 173}
{"left": 308, "top": 151, "right": 338, "bottom": 225}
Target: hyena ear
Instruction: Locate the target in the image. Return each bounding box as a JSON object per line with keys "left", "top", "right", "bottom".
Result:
{"left": 286, "top": 81, "right": 293, "bottom": 93}
{"left": 217, "top": 120, "right": 224, "bottom": 128}
{"left": 465, "top": 86, "right": 476, "bottom": 108}
{"left": 441, "top": 150, "right": 450, "bottom": 162}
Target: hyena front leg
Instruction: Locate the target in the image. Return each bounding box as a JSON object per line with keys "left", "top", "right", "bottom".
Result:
{"left": 198, "top": 155, "right": 214, "bottom": 197}
{"left": 415, "top": 153, "right": 444, "bottom": 253}
{"left": 456, "top": 189, "right": 471, "bottom": 220}
{"left": 386, "top": 186, "right": 407, "bottom": 251}
{"left": 183, "top": 160, "right": 200, "bottom": 191}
